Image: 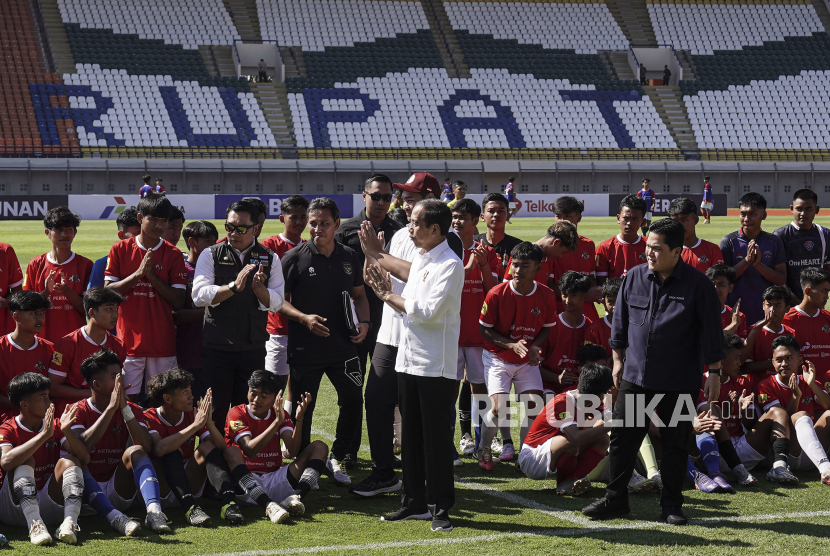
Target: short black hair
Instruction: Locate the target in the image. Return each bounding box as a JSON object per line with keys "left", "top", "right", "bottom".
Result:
{"left": 577, "top": 363, "right": 614, "bottom": 397}
{"left": 667, "top": 197, "right": 698, "bottom": 217}
{"left": 389, "top": 208, "right": 408, "bottom": 226}
{"left": 8, "top": 372, "right": 51, "bottom": 408}
{"left": 578, "top": 344, "right": 609, "bottom": 367}
{"left": 169, "top": 206, "right": 185, "bottom": 223}
{"left": 248, "top": 369, "right": 282, "bottom": 395}
{"left": 800, "top": 267, "right": 830, "bottom": 291}
{"left": 43, "top": 206, "right": 81, "bottom": 230}
{"left": 510, "top": 242, "right": 543, "bottom": 264}
{"left": 416, "top": 199, "right": 452, "bottom": 235}
{"left": 226, "top": 200, "right": 260, "bottom": 225}
{"left": 142, "top": 174, "right": 151, "bottom": 183}
{"left": 723, "top": 332, "right": 745, "bottom": 352}
{"left": 559, "top": 270, "right": 592, "bottom": 294}
{"left": 481, "top": 193, "right": 510, "bottom": 211}
{"left": 8, "top": 291, "right": 50, "bottom": 313}
{"left": 648, "top": 218, "right": 685, "bottom": 251}
{"left": 620, "top": 194, "right": 647, "bottom": 215}
{"left": 451, "top": 198, "right": 481, "bottom": 220}
{"left": 83, "top": 286, "right": 124, "bottom": 315}
{"left": 116, "top": 208, "right": 139, "bottom": 232}
{"left": 80, "top": 348, "right": 122, "bottom": 386}
{"left": 307, "top": 197, "right": 340, "bottom": 222}
{"left": 739, "top": 192, "right": 767, "bottom": 211}
{"left": 137, "top": 193, "right": 173, "bottom": 219}
{"left": 451, "top": 180, "right": 466, "bottom": 189}
{"left": 793, "top": 188, "right": 818, "bottom": 204}
{"left": 182, "top": 220, "right": 219, "bottom": 247}
{"left": 553, "top": 196, "right": 584, "bottom": 216}
{"left": 602, "top": 277, "right": 622, "bottom": 299}
{"left": 772, "top": 334, "right": 800, "bottom": 353}
{"left": 706, "top": 264, "right": 737, "bottom": 285}
{"left": 242, "top": 198, "right": 268, "bottom": 222}
{"left": 146, "top": 368, "right": 194, "bottom": 407}
{"left": 546, "top": 221, "right": 578, "bottom": 250}
{"left": 763, "top": 285, "right": 793, "bottom": 303}
{"left": 280, "top": 195, "right": 309, "bottom": 214}
{"left": 364, "top": 174, "right": 393, "bottom": 190}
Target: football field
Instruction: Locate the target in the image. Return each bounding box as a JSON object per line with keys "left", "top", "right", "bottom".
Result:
{"left": 5, "top": 214, "right": 830, "bottom": 555}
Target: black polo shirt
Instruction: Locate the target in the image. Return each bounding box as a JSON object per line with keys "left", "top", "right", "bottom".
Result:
{"left": 474, "top": 232, "right": 523, "bottom": 270}
{"left": 282, "top": 240, "right": 364, "bottom": 365}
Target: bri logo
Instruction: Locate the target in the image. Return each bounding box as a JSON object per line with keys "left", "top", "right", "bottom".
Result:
{"left": 100, "top": 197, "right": 128, "bottom": 219}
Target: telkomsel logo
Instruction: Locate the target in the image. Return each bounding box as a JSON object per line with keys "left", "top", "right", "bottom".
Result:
{"left": 100, "top": 197, "right": 128, "bottom": 219}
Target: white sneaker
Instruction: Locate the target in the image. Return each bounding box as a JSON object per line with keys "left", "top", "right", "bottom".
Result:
{"left": 55, "top": 517, "right": 78, "bottom": 544}
{"left": 111, "top": 514, "right": 141, "bottom": 537}
{"left": 280, "top": 494, "right": 305, "bottom": 517}
{"left": 459, "top": 433, "right": 475, "bottom": 457}
{"left": 266, "top": 502, "right": 290, "bottom": 524}
{"left": 491, "top": 436, "right": 503, "bottom": 455}
{"left": 327, "top": 457, "right": 352, "bottom": 486}
{"left": 627, "top": 470, "right": 655, "bottom": 493}
{"left": 29, "top": 520, "right": 52, "bottom": 546}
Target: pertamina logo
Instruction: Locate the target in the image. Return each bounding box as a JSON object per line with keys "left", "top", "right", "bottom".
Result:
{"left": 100, "top": 197, "right": 128, "bottom": 219}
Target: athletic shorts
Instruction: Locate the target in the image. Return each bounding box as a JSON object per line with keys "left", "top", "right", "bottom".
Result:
{"left": 0, "top": 474, "right": 65, "bottom": 527}
{"left": 788, "top": 450, "right": 815, "bottom": 471}
{"left": 81, "top": 470, "right": 137, "bottom": 516}
{"left": 124, "top": 356, "right": 178, "bottom": 395}
{"left": 457, "top": 347, "right": 485, "bottom": 384}
{"left": 700, "top": 201, "right": 713, "bottom": 211}
{"left": 236, "top": 465, "right": 294, "bottom": 506}
{"left": 484, "top": 350, "right": 542, "bottom": 394}
{"left": 644, "top": 211, "right": 653, "bottom": 221}
{"left": 160, "top": 459, "right": 205, "bottom": 509}
{"left": 265, "top": 334, "right": 290, "bottom": 376}
{"left": 731, "top": 435, "right": 764, "bottom": 471}
{"left": 518, "top": 440, "right": 555, "bottom": 481}
{"left": 508, "top": 202, "right": 517, "bottom": 210}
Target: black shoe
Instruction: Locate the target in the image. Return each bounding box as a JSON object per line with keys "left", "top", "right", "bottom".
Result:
{"left": 659, "top": 507, "right": 688, "bottom": 526}
{"left": 186, "top": 505, "right": 212, "bottom": 527}
{"left": 349, "top": 473, "right": 403, "bottom": 497}
{"left": 431, "top": 516, "right": 453, "bottom": 532}
{"left": 221, "top": 502, "right": 245, "bottom": 525}
{"left": 381, "top": 507, "right": 432, "bottom": 522}
{"left": 581, "top": 495, "right": 630, "bottom": 520}
{"left": 343, "top": 454, "right": 356, "bottom": 470}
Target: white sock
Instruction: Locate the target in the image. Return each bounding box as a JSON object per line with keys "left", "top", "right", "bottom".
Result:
{"left": 13, "top": 465, "right": 41, "bottom": 528}
{"left": 773, "top": 459, "right": 787, "bottom": 469}
{"left": 480, "top": 410, "right": 498, "bottom": 450}
{"left": 61, "top": 467, "right": 84, "bottom": 524}
{"left": 147, "top": 502, "right": 162, "bottom": 514}
{"left": 794, "top": 415, "right": 830, "bottom": 474}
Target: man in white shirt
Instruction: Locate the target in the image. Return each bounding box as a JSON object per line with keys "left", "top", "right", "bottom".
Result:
{"left": 363, "top": 199, "right": 464, "bottom": 532}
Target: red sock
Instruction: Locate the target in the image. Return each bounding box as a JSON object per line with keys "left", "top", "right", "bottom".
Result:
{"left": 569, "top": 446, "right": 606, "bottom": 481}
{"left": 555, "top": 454, "right": 578, "bottom": 482}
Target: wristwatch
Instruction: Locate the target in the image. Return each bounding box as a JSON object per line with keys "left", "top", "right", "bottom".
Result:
{"left": 228, "top": 281, "right": 239, "bottom": 293}
{"left": 708, "top": 366, "right": 721, "bottom": 376}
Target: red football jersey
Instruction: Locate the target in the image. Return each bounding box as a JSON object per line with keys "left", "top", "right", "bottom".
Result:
{"left": 551, "top": 235, "right": 599, "bottom": 321}
{"left": 595, "top": 234, "right": 647, "bottom": 279}
{"left": 479, "top": 281, "right": 557, "bottom": 364}
{"left": 745, "top": 324, "right": 795, "bottom": 393}
{"left": 585, "top": 315, "right": 612, "bottom": 356}
{"left": 542, "top": 314, "right": 592, "bottom": 393}
{"left": 681, "top": 239, "right": 724, "bottom": 273}
{"left": 524, "top": 391, "right": 579, "bottom": 448}
{"left": 696, "top": 374, "right": 753, "bottom": 438}
{"left": 261, "top": 234, "right": 304, "bottom": 336}
{"left": 225, "top": 404, "right": 294, "bottom": 473}
{"left": 70, "top": 398, "right": 147, "bottom": 481}
{"left": 0, "top": 334, "right": 53, "bottom": 422}
{"left": 503, "top": 256, "right": 555, "bottom": 287}
{"left": 104, "top": 237, "right": 187, "bottom": 357}
{"left": 758, "top": 373, "right": 824, "bottom": 417}
{"left": 460, "top": 242, "right": 502, "bottom": 347}
{"left": 23, "top": 252, "right": 93, "bottom": 343}
{"left": 50, "top": 328, "right": 126, "bottom": 410}
{"left": 783, "top": 307, "right": 830, "bottom": 390}
{"left": 0, "top": 243, "right": 24, "bottom": 336}
{"left": 144, "top": 407, "right": 209, "bottom": 461}
{"left": 0, "top": 417, "right": 65, "bottom": 489}
{"left": 721, "top": 305, "right": 748, "bottom": 338}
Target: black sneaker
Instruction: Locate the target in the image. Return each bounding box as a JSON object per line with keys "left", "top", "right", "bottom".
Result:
{"left": 221, "top": 502, "right": 245, "bottom": 525}
{"left": 659, "top": 506, "right": 688, "bottom": 526}
{"left": 431, "top": 516, "right": 453, "bottom": 532}
{"left": 186, "top": 505, "right": 212, "bottom": 527}
{"left": 349, "top": 474, "right": 402, "bottom": 497}
{"left": 581, "top": 495, "right": 630, "bottom": 520}
{"left": 342, "top": 454, "right": 356, "bottom": 470}
{"left": 381, "top": 507, "right": 432, "bottom": 522}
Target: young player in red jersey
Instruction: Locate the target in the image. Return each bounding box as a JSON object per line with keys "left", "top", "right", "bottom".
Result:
{"left": 225, "top": 371, "right": 329, "bottom": 522}
{"left": 0, "top": 373, "right": 89, "bottom": 545}
{"left": 105, "top": 194, "right": 187, "bottom": 398}
{"left": 518, "top": 363, "right": 613, "bottom": 496}
{"left": 0, "top": 241, "right": 24, "bottom": 336}
{"left": 706, "top": 264, "right": 748, "bottom": 338}
{"left": 161, "top": 206, "right": 185, "bottom": 248}
{"left": 742, "top": 285, "right": 794, "bottom": 392}
{"left": 0, "top": 292, "right": 54, "bottom": 423}
{"left": 758, "top": 336, "right": 830, "bottom": 483}
{"left": 782, "top": 267, "right": 830, "bottom": 390}
{"left": 701, "top": 175, "right": 714, "bottom": 224}
{"left": 49, "top": 287, "right": 126, "bottom": 414}
{"left": 585, "top": 278, "right": 622, "bottom": 356}
{"left": 503, "top": 221, "right": 578, "bottom": 287}
{"left": 595, "top": 194, "right": 648, "bottom": 284}
{"left": 23, "top": 207, "right": 93, "bottom": 343}
{"left": 668, "top": 198, "right": 724, "bottom": 273}
{"left": 478, "top": 242, "right": 557, "bottom": 471}
{"left": 261, "top": 196, "right": 309, "bottom": 391}
{"left": 541, "top": 271, "right": 593, "bottom": 394}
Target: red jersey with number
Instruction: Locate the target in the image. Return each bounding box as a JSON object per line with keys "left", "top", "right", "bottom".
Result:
{"left": 70, "top": 398, "right": 148, "bottom": 481}
{"left": 225, "top": 404, "right": 294, "bottom": 473}
{"left": 261, "top": 234, "right": 304, "bottom": 336}
{"left": 524, "top": 391, "right": 579, "bottom": 448}
{"left": 585, "top": 315, "right": 612, "bottom": 356}
{"left": 0, "top": 243, "right": 24, "bottom": 336}
{"left": 479, "top": 281, "right": 557, "bottom": 364}
{"left": 758, "top": 373, "right": 824, "bottom": 417}
{"left": 551, "top": 235, "right": 599, "bottom": 321}
{"left": 460, "top": 242, "right": 502, "bottom": 347}
{"left": 595, "top": 234, "right": 647, "bottom": 279}
{"left": 783, "top": 307, "right": 830, "bottom": 391}
{"left": 681, "top": 239, "right": 724, "bottom": 273}
{"left": 143, "top": 407, "right": 209, "bottom": 461}
{"left": 696, "top": 374, "right": 753, "bottom": 438}
{"left": 0, "top": 334, "right": 53, "bottom": 422}
{"left": 721, "top": 305, "right": 748, "bottom": 338}
{"left": 23, "top": 253, "right": 93, "bottom": 343}
{"left": 745, "top": 324, "right": 795, "bottom": 392}
{"left": 503, "top": 256, "right": 555, "bottom": 288}
{"left": 0, "top": 417, "right": 65, "bottom": 489}
{"left": 105, "top": 237, "right": 187, "bottom": 357}
{"left": 543, "top": 314, "right": 592, "bottom": 393}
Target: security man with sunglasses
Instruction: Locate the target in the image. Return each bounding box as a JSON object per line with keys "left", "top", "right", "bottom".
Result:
{"left": 193, "top": 199, "right": 285, "bottom": 426}
{"left": 335, "top": 174, "right": 401, "bottom": 466}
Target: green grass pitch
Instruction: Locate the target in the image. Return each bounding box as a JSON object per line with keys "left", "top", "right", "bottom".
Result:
{"left": 4, "top": 214, "right": 830, "bottom": 555}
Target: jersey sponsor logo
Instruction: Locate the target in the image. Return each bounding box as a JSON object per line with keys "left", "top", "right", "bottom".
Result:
{"left": 308, "top": 266, "right": 316, "bottom": 276}
{"left": 342, "top": 262, "right": 353, "bottom": 275}
{"left": 825, "top": 381, "right": 830, "bottom": 392}
{"left": 669, "top": 296, "right": 685, "bottom": 301}
{"left": 758, "top": 393, "right": 768, "bottom": 404}
{"left": 805, "top": 241, "right": 815, "bottom": 251}
{"left": 51, "top": 351, "right": 63, "bottom": 366}
{"left": 481, "top": 302, "right": 488, "bottom": 316}
{"left": 230, "top": 420, "right": 245, "bottom": 432}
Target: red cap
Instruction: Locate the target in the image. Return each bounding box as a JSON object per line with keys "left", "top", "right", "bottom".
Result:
{"left": 394, "top": 173, "right": 441, "bottom": 199}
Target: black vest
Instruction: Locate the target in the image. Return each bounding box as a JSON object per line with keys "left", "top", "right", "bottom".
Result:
{"left": 202, "top": 240, "right": 274, "bottom": 351}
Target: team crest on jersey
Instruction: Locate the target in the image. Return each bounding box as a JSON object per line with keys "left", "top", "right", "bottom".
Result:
{"left": 113, "top": 424, "right": 123, "bottom": 434}
{"left": 51, "top": 352, "right": 63, "bottom": 366}
{"left": 531, "top": 307, "right": 541, "bottom": 316}
{"left": 763, "top": 251, "right": 772, "bottom": 259}
{"left": 155, "top": 263, "right": 163, "bottom": 271}
{"left": 805, "top": 241, "right": 815, "bottom": 251}
{"left": 638, "top": 253, "right": 647, "bottom": 261}
{"left": 308, "top": 266, "right": 316, "bottom": 276}
{"left": 68, "top": 274, "right": 81, "bottom": 284}
{"left": 35, "top": 361, "right": 45, "bottom": 372}
{"left": 804, "top": 396, "right": 813, "bottom": 405}
{"left": 758, "top": 393, "right": 768, "bottom": 404}
{"left": 46, "top": 439, "right": 57, "bottom": 449}
{"left": 699, "top": 256, "right": 709, "bottom": 263}
{"left": 343, "top": 263, "right": 353, "bottom": 275}
{"left": 230, "top": 420, "right": 245, "bottom": 432}
{"left": 581, "top": 252, "right": 589, "bottom": 260}
{"left": 481, "top": 302, "right": 488, "bottom": 316}
{"left": 823, "top": 325, "right": 830, "bottom": 333}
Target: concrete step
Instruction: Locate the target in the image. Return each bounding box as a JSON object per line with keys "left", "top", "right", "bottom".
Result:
{"left": 39, "top": 0, "right": 77, "bottom": 74}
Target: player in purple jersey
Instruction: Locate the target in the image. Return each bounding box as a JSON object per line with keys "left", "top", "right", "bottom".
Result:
{"left": 636, "top": 178, "right": 656, "bottom": 235}
{"left": 701, "top": 176, "right": 714, "bottom": 224}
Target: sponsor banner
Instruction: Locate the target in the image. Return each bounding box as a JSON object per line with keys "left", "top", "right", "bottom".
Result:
{"left": 465, "top": 194, "right": 609, "bottom": 217}
{"left": 68, "top": 195, "right": 215, "bottom": 220}
{"left": 0, "top": 196, "right": 69, "bottom": 220}
{"left": 214, "top": 194, "right": 356, "bottom": 219}
{"left": 609, "top": 194, "right": 727, "bottom": 217}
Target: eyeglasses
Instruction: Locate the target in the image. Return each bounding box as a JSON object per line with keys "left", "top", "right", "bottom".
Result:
{"left": 366, "top": 192, "right": 393, "bottom": 202}
{"left": 225, "top": 222, "right": 252, "bottom": 235}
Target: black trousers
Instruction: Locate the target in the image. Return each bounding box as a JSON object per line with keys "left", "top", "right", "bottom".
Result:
{"left": 290, "top": 358, "right": 364, "bottom": 460}
{"left": 606, "top": 380, "right": 697, "bottom": 509}
{"left": 202, "top": 347, "right": 264, "bottom": 428}
{"left": 397, "top": 372, "right": 456, "bottom": 518}
{"left": 365, "top": 343, "right": 398, "bottom": 476}
{"left": 348, "top": 329, "right": 377, "bottom": 458}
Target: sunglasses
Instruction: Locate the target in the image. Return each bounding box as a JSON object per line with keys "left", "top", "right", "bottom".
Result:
{"left": 225, "top": 222, "right": 253, "bottom": 235}
{"left": 367, "top": 192, "right": 393, "bottom": 202}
